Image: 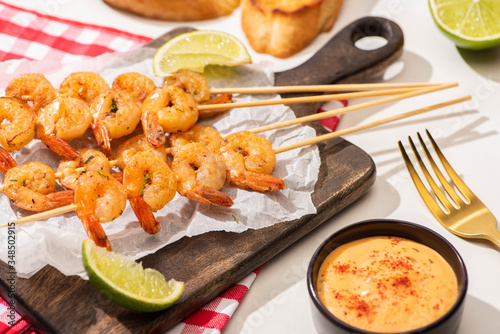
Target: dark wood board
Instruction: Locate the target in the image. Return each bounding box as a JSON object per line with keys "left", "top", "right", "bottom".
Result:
{"left": 0, "top": 17, "right": 404, "bottom": 333}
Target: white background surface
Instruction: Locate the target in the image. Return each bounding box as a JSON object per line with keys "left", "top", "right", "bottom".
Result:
{"left": 3, "top": 0, "right": 500, "bottom": 333}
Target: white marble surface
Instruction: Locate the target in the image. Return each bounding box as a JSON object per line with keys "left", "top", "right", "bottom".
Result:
{"left": 3, "top": 1, "right": 500, "bottom": 333}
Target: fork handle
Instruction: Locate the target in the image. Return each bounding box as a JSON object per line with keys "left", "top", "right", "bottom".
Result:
{"left": 478, "top": 223, "right": 500, "bottom": 249}
{"left": 484, "top": 228, "right": 500, "bottom": 249}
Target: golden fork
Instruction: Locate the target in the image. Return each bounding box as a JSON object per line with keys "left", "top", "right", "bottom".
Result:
{"left": 398, "top": 129, "right": 500, "bottom": 248}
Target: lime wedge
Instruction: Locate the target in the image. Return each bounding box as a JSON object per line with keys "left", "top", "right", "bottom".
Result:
{"left": 429, "top": 0, "right": 500, "bottom": 50}
{"left": 153, "top": 30, "right": 252, "bottom": 76}
{"left": 82, "top": 239, "right": 184, "bottom": 312}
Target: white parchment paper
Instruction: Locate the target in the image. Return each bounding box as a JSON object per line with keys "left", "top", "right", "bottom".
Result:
{"left": 0, "top": 48, "right": 320, "bottom": 278}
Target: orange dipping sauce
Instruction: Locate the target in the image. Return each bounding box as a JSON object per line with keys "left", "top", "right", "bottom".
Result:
{"left": 316, "top": 236, "right": 458, "bottom": 333}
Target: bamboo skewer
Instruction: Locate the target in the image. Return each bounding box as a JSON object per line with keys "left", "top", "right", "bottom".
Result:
{"left": 63, "top": 159, "right": 119, "bottom": 176}
{"left": 248, "top": 82, "right": 458, "bottom": 134}
{"left": 0, "top": 204, "right": 77, "bottom": 227}
{"left": 1, "top": 94, "right": 471, "bottom": 228}
{"left": 19, "top": 83, "right": 442, "bottom": 113}
{"left": 209, "top": 82, "right": 446, "bottom": 95}
{"left": 19, "top": 83, "right": 443, "bottom": 102}
{"left": 273, "top": 95, "right": 471, "bottom": 154}
{"left": 198, "top": 88, "right": 421, "bottom": 112}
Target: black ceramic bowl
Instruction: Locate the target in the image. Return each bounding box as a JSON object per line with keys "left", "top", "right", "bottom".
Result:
{"left": 307, "top": 219, "right": 468, "bottom": 334}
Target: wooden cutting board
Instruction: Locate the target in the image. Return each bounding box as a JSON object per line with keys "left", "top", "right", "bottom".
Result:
{"left": 0, "top": 17, "right": 403, "bottom": 333}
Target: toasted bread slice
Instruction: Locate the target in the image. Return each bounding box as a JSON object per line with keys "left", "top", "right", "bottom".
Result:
{"left": 241, "top": 0, "right": 343, "bottom": 58}
{"left": 103, "top": 0, "right": 240, "bottom": 21}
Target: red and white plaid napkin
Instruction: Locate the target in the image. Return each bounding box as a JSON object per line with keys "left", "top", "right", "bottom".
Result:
{"left": 0, "top": 2, "right": 344, "bottom": 333}
{"left": 0, "top": 1, "right": 150, "bottom": 62}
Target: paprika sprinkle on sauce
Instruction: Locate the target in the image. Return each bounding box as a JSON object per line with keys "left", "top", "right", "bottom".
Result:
{"left": 316, "top": 236, "right": 458, "bottom": 333}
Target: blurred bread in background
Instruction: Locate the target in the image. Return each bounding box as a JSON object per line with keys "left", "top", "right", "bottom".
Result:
{"left": 241, "top": 0, "right": 343, "bottom": 58}
{"left": 103, "top": 0, "right": 241, "bottom": 21}
{"left": 103, "top": 0, "right": 343, "bottom": 58}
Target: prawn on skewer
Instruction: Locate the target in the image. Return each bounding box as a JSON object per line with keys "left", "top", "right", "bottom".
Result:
{"left": 91, "top": 89, "right": 142, "bottom": 159}
{"left": 171, "top": 142, "right": 233, "bottom": 207}
{"left": 220, "top": 131, "right": 284, "bottom": 192}
{"left": 163, "top": 69, "right": 211, "bottom": 104}
{"left": 5, "top": 73, "right": 58, "bottom": 112}
{"left": 0, "top": 97, "right": 36, "bottom": 153}
{"left": 115, "top": 134, "right": 167, "bottom": 170}
{"left": 141, "top": 85, "right": 198, "bottom": 148}
{"left": 196, "top": 93, "right": 233, "bottom": 118}
{"left": 75, "top": 170, "right": 127, "bottom": 251}
{"left": 112, "top": 72, "right": 156, "bottom": 104}
{"left": 56, "top": 148, "right": 112, "bottom": 190}
{"left": 58, "top": 72, "right": 110, "bottom": 106}
{"left": 169, "top": 124, "right": 224, "bottom": 157}
{"left": 36, "top": 96, "right": 93, "bottom": 160}
{"left": 2, "top": 161, "right": 74, "bottom": 212}
{"left": 163, "top": 69, "right": 233, "bottom": 118}
{"left": 57, "top": 134, "right": 165, "bottom": 190}
{"left": 122, "top": 151, "right": 177, "bottom": 234}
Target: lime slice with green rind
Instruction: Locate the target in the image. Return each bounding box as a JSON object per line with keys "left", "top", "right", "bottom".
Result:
{"left": 82, "top": 239, "right": 184, "bottom": 312}
{"left": 153, "top": 30, "right": 252, "bottom": 76}
{"left": 429, "top": 0, "right": 500, "bottom": 50}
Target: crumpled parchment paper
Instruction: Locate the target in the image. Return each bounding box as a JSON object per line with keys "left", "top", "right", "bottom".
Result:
{"left": 0, "top": 47, "right": 320, "bottom": 278}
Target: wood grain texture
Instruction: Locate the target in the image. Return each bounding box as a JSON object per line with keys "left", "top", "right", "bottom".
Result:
{"left": 0, "top": 17, "right": 403, "bottom": 333}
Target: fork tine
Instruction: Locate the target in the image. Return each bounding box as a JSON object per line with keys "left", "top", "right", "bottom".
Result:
{"left": 426, "top": 129, "right": 473, "bottom": 202}
{"left": 407, "top": 135, "right": 455, "bottom": 213}
{"left": 417, "top": 132, "right": 464, "bottom": 207}
{"left": 398, "top": 140, "right": 450, "bottom": 215}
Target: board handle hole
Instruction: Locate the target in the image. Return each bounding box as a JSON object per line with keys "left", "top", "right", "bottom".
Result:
{"left": 354, "top": 36, "right": 388, "bottom": 51}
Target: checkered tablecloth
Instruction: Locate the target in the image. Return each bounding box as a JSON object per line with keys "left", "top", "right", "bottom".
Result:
{"left": 0, "top": 1, "right": 150, "bottom": 62}
{"left": 0, "top": 2, "right": 344, "bottom": 333}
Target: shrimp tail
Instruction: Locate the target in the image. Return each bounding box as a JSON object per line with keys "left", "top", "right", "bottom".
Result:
{"left": 142, "top": 112, "right": 166, "bottom": 148}
{"left": 0, "top": 147, "right": 17, "bottom": 173}
{"left": 186, "top": 186, "right": 234, "bottom": 207}
{"left": 231, "top": 172, "right": 285, "bottom": 193}
{"left": 11, "top": 189, "right": 75, "bottom": 212}
{"left": 80, "top": 214, "right": 112, "bottom": 251}
{"left": 45, "top": 190, "right": 75, "bottom": 210}
{"left": 40, "top": 134, "right": 80, "bottom": 160}
{"left": 111, "top": 171, "right": 124, "bottom": 183}
{"left": 129, "top": 196, "right": 161, "bottom": 234}
{"left": 198, "top": 93, "right": 233, "bottom": 118}
{"left": 91, "top": 119, "right": 114, "bottom": 159}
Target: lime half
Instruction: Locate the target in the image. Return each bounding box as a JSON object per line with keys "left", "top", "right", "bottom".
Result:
{"left": 153, "top": 30, "right": 252, "bottom": 76}
{"left": 429, "top": 0, "right": 500, "bottom": 50}
{"left": 82, "top": 239, "right": 184, "bottom": 312}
